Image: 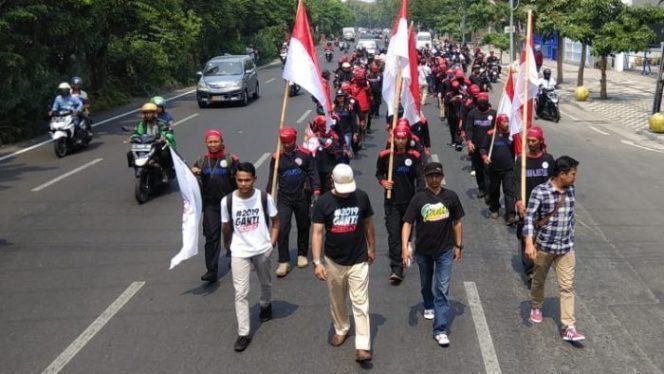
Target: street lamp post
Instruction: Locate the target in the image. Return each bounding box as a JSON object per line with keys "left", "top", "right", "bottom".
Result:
{"left": 509, "top": 0, "right": 514, "bottom": 63}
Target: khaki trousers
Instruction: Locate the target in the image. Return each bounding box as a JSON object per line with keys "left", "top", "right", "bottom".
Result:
{"left": 531, "top": 250, "right": 576, "bottom": 327}
{"left": 231, "top": 251, "right": 272, "bottom": 336}
{"left": 325, "top": 257, "right": 371, "bottom": 350}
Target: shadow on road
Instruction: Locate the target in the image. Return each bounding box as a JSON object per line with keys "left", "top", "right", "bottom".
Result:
{"left": 181, "top": 280, "right": 221, "bottom": 297}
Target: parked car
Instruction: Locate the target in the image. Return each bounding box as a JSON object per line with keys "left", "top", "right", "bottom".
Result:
{"left": 196, "top": 55, "right": 259, "bottom": 108}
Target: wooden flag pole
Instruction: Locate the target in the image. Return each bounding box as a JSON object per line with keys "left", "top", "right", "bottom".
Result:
{"left": 386, "top": 68, "right": 404, "bottom": 200}
{"left": 271, "top": 82, "right": 291, "bottom": 197}
{"left": 520, "top": 10, "right": 533, "bottom": 204}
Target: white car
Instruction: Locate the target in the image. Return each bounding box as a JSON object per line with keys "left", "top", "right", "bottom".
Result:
{"left": 356, "top": 39, "right": 378, "bottom": 55}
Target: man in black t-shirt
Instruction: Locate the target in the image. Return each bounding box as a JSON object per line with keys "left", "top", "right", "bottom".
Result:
{"left": 402, "top": 162, "right": 464, "bottom": 347}
{"left": 515, "top": 126, "right": 554, "bottom": 286}
{"left": 311, "top": 164, "right": 376, "bottom": 363}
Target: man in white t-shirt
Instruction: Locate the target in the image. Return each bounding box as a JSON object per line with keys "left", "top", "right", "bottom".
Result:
{"left": 221, "top": 162, "right": 280, "bottom": 352}
{"left": 418, "top": 60, "right": 432, "bottom": 106}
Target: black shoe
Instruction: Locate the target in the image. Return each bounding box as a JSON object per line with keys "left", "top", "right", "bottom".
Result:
{"left": 505, "top": 215, "right": 520, "bottom": 226}
{"left": 234, "top": 335, "right": 251, "bottom": 352}
{"left": 201, "top": 271, "right": 218, "bottom": 283}
{"left": 260, "top": 304, "right": 272, "bottom": 322}
{"left": 477, "top": 190, "right": 486, "bottom": 199}
{"left": 389, "top": 270, "right": 403, "bottom": 285}
{"left": 484, "top": 194, "right": 491, "bottom": 206}
{"left": 455, "top": 144, "right": 463, "bottom": 152}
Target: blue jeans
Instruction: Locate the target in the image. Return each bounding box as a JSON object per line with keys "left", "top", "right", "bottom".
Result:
{"left": 416, "top": 248, "right": 454, "bottom": 336}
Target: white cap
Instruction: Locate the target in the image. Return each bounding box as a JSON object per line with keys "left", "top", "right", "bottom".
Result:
{"left": 58, "top": 82, "right": 71, "bottom": 90}
{"left": 332, "top": 164, "right": 356, "bottom": 194}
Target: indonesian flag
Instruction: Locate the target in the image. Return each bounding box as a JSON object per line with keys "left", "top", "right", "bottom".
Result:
{"left": 382, "top": 0, "right": 418, "bottom": 125}
{"left": 407, "top": 25, "right": 422, "bottom": 121}
{"left": 497, "top": 65, "right": 515, "bottom": 133}
{"left": 169, "top": 148, "right": 203, "bottom": 269}
{"left": 512, "top": 11, "right": 539, "bottom": 154}
{"left": 283, "top": 0, "right": 332, "bottom": 127}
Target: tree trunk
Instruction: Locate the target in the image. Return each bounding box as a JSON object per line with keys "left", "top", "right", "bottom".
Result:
{"left": 577, "top": 43, "right": 586, "bottom": 87}
{"left": 600, "top": 55, "right": 608, "bottom": 99}
{"left": 556, "top": 34, "right": 564, "bottom": 84}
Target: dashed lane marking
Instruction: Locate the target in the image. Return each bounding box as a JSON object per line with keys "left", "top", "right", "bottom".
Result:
{"left": 41, "top": 281, "right": 146, "bottom": 374}
{"left": 265, "top": 78, "right": 276, "bottom": 84}
{"left": 171, "top": 113, "right": 199, "bottom": 127}
{"left": 589, "top": 126, "right": 610, "bottom": 136}
{"left": 254, "top": 152, "right": 271, "bottom": 169}
{"left": 296, "top": 110, "right": 312, "bottom": 124}
{"left": 31, "top": 158, "right": 104, "bottom": 192}
{"left": 464, "top": 281, "right": 502, "bottom": 374}
{"left": 621, "top": 139, "right": 664, "bottom": 153}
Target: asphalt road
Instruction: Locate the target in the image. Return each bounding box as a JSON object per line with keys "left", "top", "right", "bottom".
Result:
{"left": 1, "top": 50, "right": 663, "bottom": 374}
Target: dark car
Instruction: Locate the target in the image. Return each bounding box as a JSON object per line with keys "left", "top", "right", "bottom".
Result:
{"left": 196, "top": 55, "right": 259, "bottom": 108}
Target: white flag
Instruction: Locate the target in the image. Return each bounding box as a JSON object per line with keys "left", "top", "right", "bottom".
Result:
{"left": 169, "top": 148, "right": 203, "bottom": 269}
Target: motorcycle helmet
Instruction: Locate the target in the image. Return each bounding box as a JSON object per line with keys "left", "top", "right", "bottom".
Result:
{"left": 341, "top": 62, "right": 351, "bottom": 70}
{"left": 58, "top": 82, "right": 71, "bottom": 96}
{"left": 150, "top": 96, "right": 166, "bottom": 108}
{"left": 335, "top": 89, "right": 346, "bottom": 98}
{"left": 140, "top": 103, "right": 158, "bottom": 112}
{"left": 71, "top": 76, "right": 83, "bottom": 86}
{"left": 543, "top": 68, "right": 551, "bottom": 80}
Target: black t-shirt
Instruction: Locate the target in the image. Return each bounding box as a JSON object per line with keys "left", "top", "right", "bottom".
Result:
{"left": 403, "top": 188, "right": 465, "bottom": 256}
{"left": 312, "top": 189, "right": 374, "bottom": 266}
{"left": 515, "top": 153, "right": 555, "bottom": 202}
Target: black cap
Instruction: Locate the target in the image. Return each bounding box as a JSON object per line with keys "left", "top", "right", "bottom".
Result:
{"left": 424, "top": 162, "right": 444, "bottom": 176}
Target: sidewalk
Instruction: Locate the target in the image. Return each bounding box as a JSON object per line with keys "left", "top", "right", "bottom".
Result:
{"left": 544, "top": 59, "right": 663, "bottom": 141}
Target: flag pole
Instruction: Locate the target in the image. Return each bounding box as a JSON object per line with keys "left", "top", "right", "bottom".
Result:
{"left": 271, "top": 82, "right": 291, "bottom": 197}
{"left": 520, "top": 10, "right": 533, "bottom": 203}
{"left": 386, "top": 68, "right": 403, "bottom": 200}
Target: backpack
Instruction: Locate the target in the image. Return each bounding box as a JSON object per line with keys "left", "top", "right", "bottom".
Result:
{"left": 225, "top": 189, "right": 270, "bottom": 232}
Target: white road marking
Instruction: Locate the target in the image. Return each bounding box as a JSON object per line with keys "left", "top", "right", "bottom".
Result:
{"left": 464, "top": 281, "right": 502, "bottom": 374}
{"left": 265, "top": 78, "right": 276, "bottom": 84}
{"left": 296, "top": 109, "right": 312, "bottom": 124}
{"left": 41, "top": 281, "right": 145, "bottom": 374}
{"left": 621, "top": 139, "right": 664, "bottom": 153}
{"left": 589, "top": 125, "right": 610, "bottom": 136}
{"left": 559, "top": 110, "right": 579, "bottom": 121}
{"left": 254, "top": 152, "right": 271, "bottom": 169}
{"left": 0, "top": 90, "right": 196, "bottom": 162}
{"left": 31, "top": 158, "right": 104, "bottom": 192}
{"left": 431, "top": 154, "right": 439, "bottom": 162}
{"left": 171, "top": 113, "right": 200, "bottom": 127}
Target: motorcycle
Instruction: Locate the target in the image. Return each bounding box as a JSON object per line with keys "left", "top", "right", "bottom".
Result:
{"left": 125, "top": 133, "right": 173, "bottom": 204}
{"left": 49, "top": 109, "right": 92, "bottom": 158}
{"left": 279, "top": 47, "right": 288, "bottom": 66}
{"left": 288, "top": 81, "right": 301, "bottom": 97}
{"left": 325, "top": 49, "right": 333, "bottom": 63}
{"left": 338, "top": 41, "right": 347, "bottom": 52}
{"left": 536, "top": 88, "right": 560, "bottom": 123}
{"left": 488, "top": 62, "right": 500, "bottom": 82}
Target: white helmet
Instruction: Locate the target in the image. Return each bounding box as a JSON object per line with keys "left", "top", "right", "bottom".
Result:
{"left": 342, "top": 62, "right": 351, "bottom": 69}
{"left": 58, "top": 82, "right": 71, "bottom": 90}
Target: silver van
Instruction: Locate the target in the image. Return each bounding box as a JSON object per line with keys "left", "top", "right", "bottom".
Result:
{"left": 196, "top": 55, "right": 259, "bottom": 108}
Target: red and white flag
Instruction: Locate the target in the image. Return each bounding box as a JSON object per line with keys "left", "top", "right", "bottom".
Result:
{"left": 382, "top": 0, "right": 418, "bottom": 125}
{"left": 497, "top": 65, "right": 515, "bottom": 134}
{"left": 512, "top": 12, "right": 539, "bottom": 153}
{"left": 169, "top": 148, "right": 202, "bottom": 269}
{"left": 283, "top": 0, "right": 332, "bottom": 127}
{"left": 407, "top": 25, "right": 422, "bottom": 122}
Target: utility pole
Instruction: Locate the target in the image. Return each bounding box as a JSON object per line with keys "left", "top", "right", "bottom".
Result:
{"left": 652, "top": 42, "right": 664, "bottom": 114}
{"left": 509, "top": 0, "right": 514, "bottom": 63}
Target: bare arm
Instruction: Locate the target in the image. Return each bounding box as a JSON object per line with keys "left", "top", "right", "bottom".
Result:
{"left": 312, "top": 223, "right": 327, "bottom": 281}
{"left": 222, "top": 222, "right": 232, "bottom": 250}
{"left": 453, "top": 219, "right": 463, "bottom": 263}
{"left": 364, "top": 217, "right": 376, "bottom": 264}
{"left": 401, "top": 221, "right": 413, "bottom": 266}
{"left": 270, "top": 215, "right": 280, "bottom": 248}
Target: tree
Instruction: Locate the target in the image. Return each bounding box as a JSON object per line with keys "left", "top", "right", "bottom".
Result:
{"left": 565, "top": 0, "right": 623, "bottom": 87}
{"left": 532, "top": 0, "right": 574, "bottom": 84}
{"left": 592, "top": 5, "right": 664, "bottom": 99}
{"left": 481, "top": 32, "right": 509, "bottom": 60}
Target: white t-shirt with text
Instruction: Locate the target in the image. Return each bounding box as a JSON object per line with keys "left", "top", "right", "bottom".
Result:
{"left": 221, "top": 189, "right": 277, "bottom": 258}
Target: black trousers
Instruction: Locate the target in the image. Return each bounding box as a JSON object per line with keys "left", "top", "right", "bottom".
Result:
{"left": 516, "top": 221, "right": 534, "bottom": 277}
{"left": 470, "top": 151, "right": 489, "bottom": 192}
{"left": 447, "top": 116, "right": 460, "bottom": 145}
{"left": 202, "top": 200, "right": 222, "bottom": 273}
{"left": 277, "top": 198, "right": 311, "bottom": 263}
{"left": 488, "top": 168, "right": 517, "bottom": 217}
{"left": 371, "top": 92, "right": 382, "bottom": 116}
{"left": 384, "top": 203, "right": 409, "bottom": 274}
{"left": 319, "top": 172, "right": 333, "bottom": 193}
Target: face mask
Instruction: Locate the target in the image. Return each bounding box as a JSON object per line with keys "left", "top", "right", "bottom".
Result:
{"left": 477, "top": 100, "right": 489, "bottom": 110}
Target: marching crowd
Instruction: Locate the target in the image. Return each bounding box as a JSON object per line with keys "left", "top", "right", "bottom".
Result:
{"left": 148, "top": 40, "right": 584, "bottom": 362}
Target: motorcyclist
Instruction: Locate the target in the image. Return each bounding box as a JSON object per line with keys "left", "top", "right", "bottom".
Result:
{"left": 331, "top": 89, "right": 358, "bottom": 158}
{"left": 129, "top": 103, "right": 176, "bottom": 183}
{"left": 334, "top": 61, "right": 353, "bottom": 88}
{"left": 70, "top": 77, "right": 89, "bottom": 112}
{"left": 470, "top": 65, "right": 492, "bottom": 92}
{"left": 50, "top": 82, "right": 84, "bottom": 133}
{"left": 150, "top": 96, "right": 174, "bottom": 126}
{"left": 486, "top": 51, "right": 501, "bottom": 74}
{"left": 537, "top": 68, "right": 557, "bottom": 113}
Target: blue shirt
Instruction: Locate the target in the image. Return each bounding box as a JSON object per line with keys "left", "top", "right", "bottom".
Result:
{"left": 51, "top": 95, "right": 83, "bottom": 113}
{"left": 158, "top": 111, "right": 173, "bottom": 124}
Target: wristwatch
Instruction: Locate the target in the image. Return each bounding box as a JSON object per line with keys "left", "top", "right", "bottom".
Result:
{"left": 313, "top": 260, "right": 323, "bottom": 267}
{"left": 454, "top": 244, "right": 464, "bottom": 250}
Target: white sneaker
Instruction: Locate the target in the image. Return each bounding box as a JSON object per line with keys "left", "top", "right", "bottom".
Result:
{"left": 434, "top": 333, "right": 450, "bottom": 347}
{"left": 423, "top": 309, "right": 435, "bottom": 320}
{"left": 275, "top": 262, "right": 291, "bottom": 277}
{"left": 297, "top": 255, "right": 308, "bottom": 268}
{"left": 470, "top": 170, "right": 476, "bottom": 176}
